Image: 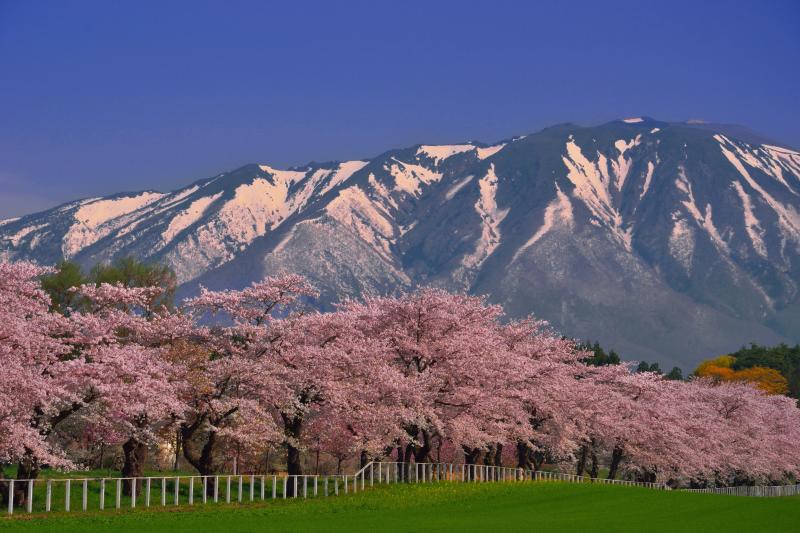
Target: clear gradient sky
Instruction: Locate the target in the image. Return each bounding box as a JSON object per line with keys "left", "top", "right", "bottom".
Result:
{"left": 1, "top": 0, "right": 798, "bottom": 218}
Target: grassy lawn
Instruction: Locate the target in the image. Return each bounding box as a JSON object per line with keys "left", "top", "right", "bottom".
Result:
{"left": 1, "top": 481, "right": 798, "bottom": 532}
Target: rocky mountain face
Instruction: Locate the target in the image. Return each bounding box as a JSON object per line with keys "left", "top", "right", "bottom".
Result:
{"left": 2, "top": 117, "right": 799, "bottom": 369}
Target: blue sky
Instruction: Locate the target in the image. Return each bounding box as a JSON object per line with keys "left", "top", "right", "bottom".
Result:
{"left": 1, "top": 0, "right": 798, "bottom": 217}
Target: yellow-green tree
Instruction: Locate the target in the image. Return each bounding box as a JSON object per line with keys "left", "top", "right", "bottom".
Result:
{"left": 694, "top": 355, "right": 788, "bottom": 395}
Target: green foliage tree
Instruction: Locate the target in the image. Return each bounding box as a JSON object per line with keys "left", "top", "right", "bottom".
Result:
{"left": 39, "top": 260, "right": 88, "bottom": 315}
{"left": 577, "top": 341, "right": 621, "bottom": 366}
{"left": 635, "top": 361, "right": 662, "bottom": 374}
{"left": 665, "top": 366, "right": 684, "bottom": 381}
{"left": 728, "top": 343, "right": 800, "bottom": 398}
{"left": 90, "top": 256, "right": 176, "bottom": 309}
{"left": 39, "top": 257, "right": 177, "bottom": 315}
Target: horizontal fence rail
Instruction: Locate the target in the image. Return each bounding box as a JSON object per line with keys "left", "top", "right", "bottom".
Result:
{"left": 683, "top": 484, "right": 800, "bottom": 497}
{"left": 2, "top": 460, "right": 789, "bottom": 516}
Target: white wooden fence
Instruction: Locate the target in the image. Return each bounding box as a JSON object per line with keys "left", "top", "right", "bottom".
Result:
{"left": 3, "top": 460, "right": 789, "bottom": 516}
{"left": 683, "top": 484, "right": 800, "bottom": 497}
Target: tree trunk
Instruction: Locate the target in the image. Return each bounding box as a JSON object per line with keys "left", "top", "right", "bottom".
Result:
{"left": 607, "top": 446, "right": 624, "bottom": 480}
{"left": 395, "top": 446, "right": 404, "bottom": 481}
{"left": 494, "top": 443, "right": 503, "bottom": 467}
{"left": 483, "top": 445, "right": 495, "bottom": 466}
{"left": 121, "top": 438, "right": 148, "bottom": 496}
{"left": 282, "top": 413, "right": 303, "bottom": 497}
{"left": 1, "top": 452, "right": 39, "bottom": 507}
{"left": 181, "top": 422, "right": 219, "bottom": 495}
{"left": 462, "top": 446, "right": 482, "bottom": 481}
{"left": 359, "top": 450, "right": 368, "bottom": 469}
{"left": 589, "top": 450, "right": 599, "bottom": 480}
{"left": 413, "top": 430, "right": 432, "bottom": 463}
{"left": 404, "top": 443, "right": 415, "bottom": 482}
{"left": 173, "top": 429, "right": 181, "bottom": 471}
{"left": 575, "top": 445, "right": 587, "bottom": 476}
{"left": 516, "top": 441, "right": 533, "bottom": 470}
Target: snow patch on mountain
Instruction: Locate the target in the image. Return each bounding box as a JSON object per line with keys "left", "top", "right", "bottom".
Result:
{"left": 512, "top": 184, "right": 573, "bottom": 263}
{"left": 716, "top": 136, "right": 798, "bottom": 195}
{"left": 326, "top": 186, "right": 396, "bottom": 259}
{"left": 623, "top": 117, "right": 644, "bottom": 123}
{"left": 367, "top": 173, "right": 399, "bottom": 210}
{"left": 159, "top": 185, "right": 202, "bottom": 210}
{"left": 318, "top": 161, "right": 369, "bottom": 197}
{"left": 669, "top": 217, "right": 695, "bottom": 273}
{"left": 387, "top": 158, "right": 443, "bottom": 197}
{"left": 445, "top": 175, "right": 474, "bottom": 201}
{"left": 731, "top": 181, "right": 767, "bottom": 258}
{"left": 476, "top": 144, "right": 506, "bottom": 160}
{"left": 674, "top": 167, "right": 728, "bottom": 252}
{"left": 463, "top": 164, "right": 509, "bottom": 269}
{"left": 162, "top": 192, "right": 224, "bottom": 246}
{"left": 62, "top": 192, "right": 165, "bottom": 257}
{"left": 716, "top": 136, "right": 800, "bottom": 244}
{"left": 761, "top": 145, "right": 800, "bottom": 194}
{"left": 7, "top": 223, "right": 48, "bottom": 247}
{"left": 612, "top": 135, "right": 641, "bottom": 190}
{"left": 562, "top": 138, "right": 631, "bottom": 250}
{"left": 641, "top": 161, "right": 656, "bottom": 199}
{"left": 217, "top": 179, "right": 290, "bottom": 243}
{"left": 416, "top": 144, "right": 474, "bottom": 163}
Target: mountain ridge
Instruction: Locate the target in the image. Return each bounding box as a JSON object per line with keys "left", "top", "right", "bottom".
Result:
{"left": 3, "top": 117, "right": 799, "bottom": 369}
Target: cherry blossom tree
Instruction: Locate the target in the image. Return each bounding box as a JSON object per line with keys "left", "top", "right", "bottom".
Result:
{"left": 68, "top": 282, "right": 193, "bottom": 492}
{"left": 184, "top": 277, "right": 318, "bottom": 493}
{"left": 4, "top": 260, "right": 800, "bottom": 493}
{"left": 0, "top": 262, "right": 77, "bottom": 505}
{"left": 344, "top": 289, "right": 532, "bottom": 473}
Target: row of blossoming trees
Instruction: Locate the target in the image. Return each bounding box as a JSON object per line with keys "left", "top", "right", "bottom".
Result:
{"left": 2, "top": 261, "right": 800, "bottom": 504}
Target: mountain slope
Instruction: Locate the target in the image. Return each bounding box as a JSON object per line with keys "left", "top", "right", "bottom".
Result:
{"left": 3, "top": 117, "right": 799, "bottom": 369}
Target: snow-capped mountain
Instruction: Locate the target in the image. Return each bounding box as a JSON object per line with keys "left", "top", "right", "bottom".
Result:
{"left": 3, "top": 117, "right": 799, "bottom": 369}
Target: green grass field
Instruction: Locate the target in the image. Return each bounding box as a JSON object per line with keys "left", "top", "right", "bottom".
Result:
{"left": 2, "top": 481, "right": 798, "bottom": 532}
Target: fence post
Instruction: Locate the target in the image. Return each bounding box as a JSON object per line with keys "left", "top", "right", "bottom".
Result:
{"left": 98, "top": 479, "right": 104, "bottom": 510}
{"left": 261, "top": 476, "right": 265, "bottom": 501}
{"left": 250, "top": 475, "right": 255, "bottom": 502}
{"left": 324, "top": 477, "right": 328, "bottom": 497}
{"left": 238, "top": 475, "right": 243, "bottom": 503}
{"left": 214, "top": 476, "right": 219, "bottom": 503}
{"left": 175, "top": 477, "right": 180, "bottom": 506}
{"left": 65, "top": 479, "right": 71, "bottom": 512}
{"left": 226, "top": 476, "right": 231, "bottom": 503}
{"left": 189, "top": 477, "right": 194, "bottom": 505}
{"left": 344, "top": 475, "right": 348, "bottom": 494}
{"left": 283, "top": 476, "right": 287, "bottom": 499}
{"left": 203, "top": 477, "right": 208, "bottom": 504}
{"left": 161, "top": 478, "right": 167, "bottom": 506}
{"left": 272, "top": 476, "right": 277, "bottom": 499}
{"left": 7, "top": 480, "right": 13, "bottom": 516}
{"left": 303, "top": 476, "right": 308, "bottom": 498}
{"left": 145, "top": 478, "right": 151, "bottom": 507}
{"left": 314, "top": 476, "right": 318, "bottom": 497}
{"left": 46, "top": 480, "right": 52, "bottom": 512}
